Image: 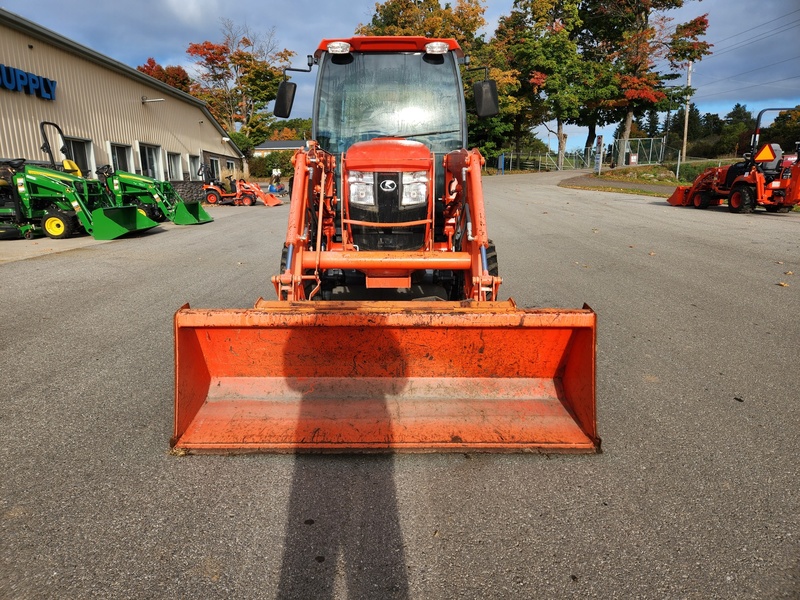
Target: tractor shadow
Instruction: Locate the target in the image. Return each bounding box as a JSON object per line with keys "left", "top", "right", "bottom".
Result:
{"left": 276, "top": 327, "right": 409, "bottom": 599}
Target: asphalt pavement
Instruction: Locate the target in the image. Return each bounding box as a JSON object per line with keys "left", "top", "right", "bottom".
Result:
{"left": 1, "top": 171, "right": 798, "bottom": 599}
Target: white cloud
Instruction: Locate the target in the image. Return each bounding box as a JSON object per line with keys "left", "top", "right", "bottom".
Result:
{"left": 163, "top": 0, "right": 221, "bottom": 27}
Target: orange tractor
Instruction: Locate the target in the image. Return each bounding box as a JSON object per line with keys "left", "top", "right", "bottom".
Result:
{"left": 172, "top": 37, "right": 599, "bottom": 454}
{"left": 198, "top": 164, "right": 282, "bottom": 207}
{"left": 668, "top": 108, "right": 800, "bottom": 213}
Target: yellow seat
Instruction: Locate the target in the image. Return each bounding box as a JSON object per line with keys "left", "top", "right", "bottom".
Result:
{"left": 62, "top": 159, "right": 82, "bottom": 177}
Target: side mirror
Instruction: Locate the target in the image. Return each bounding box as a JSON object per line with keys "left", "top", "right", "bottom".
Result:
{"left": 474, "top": 80, "right": 499, "bottom": 118}
{"left": 274, "top": 81, "right": 297, "bottom": 119}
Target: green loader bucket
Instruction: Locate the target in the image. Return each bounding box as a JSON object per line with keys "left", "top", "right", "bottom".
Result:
{"left": 171, "top": 201, "right": 213, "bottom": 225}
{"left": 89, "top": 207, "right": 159, "bottom": 240}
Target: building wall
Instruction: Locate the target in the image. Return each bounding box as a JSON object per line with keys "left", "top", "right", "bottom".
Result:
{"left": 0, "top": 17, "right": 242, "bottom": 182}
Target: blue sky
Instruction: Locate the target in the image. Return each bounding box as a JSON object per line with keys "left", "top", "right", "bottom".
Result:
{"left": 3, "top": 0, "right": 798, "bottom": 150}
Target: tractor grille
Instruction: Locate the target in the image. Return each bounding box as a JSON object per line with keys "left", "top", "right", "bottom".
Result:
{"left": 349, "top": 172, "right": 427, "bottom": 251}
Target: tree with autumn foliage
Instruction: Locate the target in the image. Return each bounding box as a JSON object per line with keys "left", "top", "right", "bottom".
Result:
{"left": 580, "top": 0, "right": 711, "bottom": 166}
{"left": 136, "top": 58, "right": 192, "bottom": 93}
{"left": 186, "top": 19, "right": 294, "bottom": 140}
{"left": 356, "top": 0, "right": 487, "bottom": 53}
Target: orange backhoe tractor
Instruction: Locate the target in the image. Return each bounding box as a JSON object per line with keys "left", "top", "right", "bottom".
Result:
{"left": 668, "top": 108, "right": 800, "bottom": 213}
{"left": 198, "top": 165, "right": 282, "bottom": 207}
{"left": 173, "top": 37, "right": 599, "bottom": 454}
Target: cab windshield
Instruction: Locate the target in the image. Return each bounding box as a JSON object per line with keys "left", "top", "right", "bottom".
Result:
{"left": 313, "top": 51, "right": 465, "bottom": 155}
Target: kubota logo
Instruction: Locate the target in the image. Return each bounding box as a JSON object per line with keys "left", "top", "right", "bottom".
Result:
{"left": 379, "top": 179, "right": 397, "bottom": 192}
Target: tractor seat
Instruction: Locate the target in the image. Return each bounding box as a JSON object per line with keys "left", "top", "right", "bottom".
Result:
{"left": 63, "top": 159, "right": 82, "bottom": 177}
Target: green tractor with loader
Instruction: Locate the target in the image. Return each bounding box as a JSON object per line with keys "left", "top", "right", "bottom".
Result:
{"left": 96, "top": 165, "right": 213, "bottom": 225}
{"left": 0, "top": 157, "right": 158, "bottom": 240}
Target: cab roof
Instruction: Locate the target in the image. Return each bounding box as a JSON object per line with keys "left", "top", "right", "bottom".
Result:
{"left": 314, "top": 37, "right": 464, "bottom": 59}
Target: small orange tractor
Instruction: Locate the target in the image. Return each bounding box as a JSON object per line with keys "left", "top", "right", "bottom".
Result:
{"left": 198, "top": 164, "right": 282, "bottom": 207}
{"left": 668, "top": 108, "right": 800, "bottom": 213}
{"left": 173, "top": 37, "right": 598, "bottom": 454}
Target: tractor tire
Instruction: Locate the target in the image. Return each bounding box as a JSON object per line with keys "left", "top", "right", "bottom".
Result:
{"left": 728, "top": 185, "right": 755, "bottom": 213}
{"left": 241, "top": 193, "right": 255, "bottom": 206}
{"left": 143, "top": 203, "right": 163, "bottom": 222}
{"left": 205, "top": 190, "right": 221, "bottom": 205}
{"left": 693, "top": 192, "right": 712, "bottom": 209}
{"left": 41, "top": 210, "right": 74, "bottom": 239}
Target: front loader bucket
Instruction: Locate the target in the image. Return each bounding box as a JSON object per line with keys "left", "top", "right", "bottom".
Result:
{"left": 667, "top": 186, "right": 691, "bottom": 206}
{"left": 173, "top": 300, "right": 599, "bottom": 454}
{"left": 261, "top": 193, "right": 283, "bottom": 207}
{"left": 88, "top": 207, "right": 158, "bottom": 239}
{"left": 171, "top": 201, "right": 214, "bottom": 225}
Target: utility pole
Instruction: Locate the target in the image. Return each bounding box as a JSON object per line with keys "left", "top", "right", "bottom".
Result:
{"left": 681, "top": 61, "right": 693, "bottom": 163}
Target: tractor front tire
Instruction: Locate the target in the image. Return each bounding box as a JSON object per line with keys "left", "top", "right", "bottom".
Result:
{"left": 241, "top": 193, "right": 255, "bottom": 206}
{"left": 729, "top": 185, "right": 755, "bottom": 213}
{"left": 205, "top": 190, "right": 221, "bottom": 205}
{"left": 42, "top": 210, "right": 74, "bottom": 239}
{"left": 693, "top": 192, "right": 712, "bottom": 209}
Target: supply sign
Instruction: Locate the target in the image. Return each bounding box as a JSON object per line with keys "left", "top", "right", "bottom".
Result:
{"left": 0, "top": 64, "right": 57, "bottom": 100}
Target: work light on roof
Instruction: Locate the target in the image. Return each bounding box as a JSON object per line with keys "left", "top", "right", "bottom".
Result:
{"left": 425, "top": 42, "right": 450, "bottom": 55}
{"left": 327, "top": 41, "right": 351, "bottom": 54}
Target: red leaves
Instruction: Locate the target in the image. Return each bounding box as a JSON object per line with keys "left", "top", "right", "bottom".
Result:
{"left": 529, "top": 71, "right": 548, "bottom": 90}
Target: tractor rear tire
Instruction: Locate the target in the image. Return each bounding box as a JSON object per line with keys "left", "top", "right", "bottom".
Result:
{"left": 205, "top": 190, "right": 221, "bottom": 205}
{"left": 729, "top": 185, "right": 755, "bottom": 213}
{"left": 41, "top": 210, "right": 74, "bottom": 239}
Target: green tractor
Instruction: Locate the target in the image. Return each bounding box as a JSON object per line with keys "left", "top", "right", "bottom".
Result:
{"left": 40, "top": 121, "right": 210, "bottom": 227}
{"left": 0, "top": 157, "right": 159, "bottom": 240}
{"left": 95, "top": 165, "right": 213, "bottom": 225}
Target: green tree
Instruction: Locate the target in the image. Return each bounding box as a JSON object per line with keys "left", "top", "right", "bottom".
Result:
{"left": 644, "top": 109, "right": 661, "bottom": 137}
{"left": 510, "top": 0, "right": 586, "bottom": 169}
{"left": 228, "top": 131, "right": 254, "bottom": 158}
{"left": 716, "top": 103, "right": 754, "bottom": 156}
{"left": 763, "top": 107, "right": 800, "bottom": 153}
{"left": 700, "top": 112, "right": 723, "bottom": 137}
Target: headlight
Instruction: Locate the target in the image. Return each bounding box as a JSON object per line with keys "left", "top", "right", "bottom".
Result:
{"left": 401, "top": 171, "right": 428, "bottom": 206}
{"left": 348, "top": 171, "right": 375, "bottom": 206}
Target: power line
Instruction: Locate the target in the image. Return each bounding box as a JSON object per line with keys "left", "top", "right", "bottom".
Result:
{"left": 705, "top": 7, "right": 800, "bottom": 46}
{"left": 702, "top": 17, "right": 800, "bottom": 60}
{"left": 693, "top": 73, "right": 800, "bottom": 100}
{"left": 695, "top": 53, "right": 800, "bottom": 86}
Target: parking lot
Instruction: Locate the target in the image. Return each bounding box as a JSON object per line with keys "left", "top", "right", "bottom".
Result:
{"left": 1, "top": 170, "right": 798, "bottom": 599}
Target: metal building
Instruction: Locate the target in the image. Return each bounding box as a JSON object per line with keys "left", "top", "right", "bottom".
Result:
{"left": 0, "top": 8, "right": 243, "bottom": 185}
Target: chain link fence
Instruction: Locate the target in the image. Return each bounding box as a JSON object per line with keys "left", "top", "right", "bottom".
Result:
{"left": 494, "top": 137, "right": 668, "bottom": 172}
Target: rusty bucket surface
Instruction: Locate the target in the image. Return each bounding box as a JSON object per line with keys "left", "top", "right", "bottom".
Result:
{"left": 173, "top": 300, "right": 599, "bottom": 453}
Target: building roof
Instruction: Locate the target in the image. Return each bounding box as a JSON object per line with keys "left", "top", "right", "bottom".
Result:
{"left": 0, "top": 7, "right": 243, "bottom": 158}
{"left": 255, "top": 140, "right": 306, "bottom": 150}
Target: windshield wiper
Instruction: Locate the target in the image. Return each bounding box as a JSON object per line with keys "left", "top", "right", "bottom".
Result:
{"left": 389, "top": 128, "right": 460, "bottom": 139}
